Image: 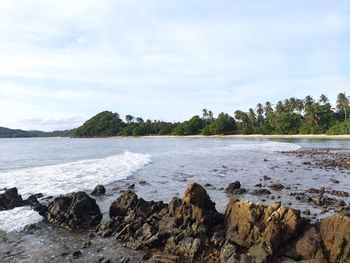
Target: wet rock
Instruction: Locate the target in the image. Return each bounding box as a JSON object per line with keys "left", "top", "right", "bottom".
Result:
{"left": 72, "top": 250, "right": 82, "bottom": 258}
{"left": 269, "top": 183, "right": 285, "bottom": 191}
{"left": 319, "top": 213, "right": 350, "bottom": 262}
{"left": 329, "top": 178, "right": 340, "bottom": 184}
{"left": 91, "top": 185, "right": 106, "bottom": 196}
{"left": 47, "top": 191, "right": 102, "bottom": 230}
{"left": 225, "top": 181, "right": 247, "bottom": 195}
{"left": 139, "top": 180, "right": 147, "bottom": 185}
{"left": 263, "top": 176, "right": 271, "bottom": 181}
{"left": 0, "top": 187, "right": 24, "bottom": 211}
{"left": 127, "top": 184, "right": 135, "bottom": 190}
{"left": 251, "top": 188, "right": 272, "bottom": 195}
{"left": 32, "top": 202, "right": 48, "bottom": 217}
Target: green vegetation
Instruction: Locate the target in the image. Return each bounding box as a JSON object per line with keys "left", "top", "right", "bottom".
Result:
{"left": 326, "top": 120, "right": 350, "bottom": 135}
{"left": 0, "top": 126, "right": 74, "bottom": 138}
{"left": 2, "top": 93, "right": 350, "bottom": 138}
{"left": 72, "top": 92, "right": 350, "bottom": 137}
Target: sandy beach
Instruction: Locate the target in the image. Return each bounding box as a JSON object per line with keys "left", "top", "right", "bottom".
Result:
{"left": 145, "top": 134, "right": 350, "bottom": 139}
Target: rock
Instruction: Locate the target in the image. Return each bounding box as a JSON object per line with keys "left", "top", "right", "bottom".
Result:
{"left": 0, "top": 187, "right": 24, "bottom": 210}
{"left": 182, "top": 182, "right": 216, "bottom": 211}
{"left": 329, "top": 178, "right": 340, "bottom": 184}
{"left": 269, "top": 183, "right": 285, "bottom": 191}
{"left": 252, "top": 188, "right": 272, "bottom": 195}
{"left": 151, "top": 253, "right": 180, "bottom": 263}
{"left": 220, "top": 241, "right": 239, "bottom": 263}
{"left": 127, "top": 184, "right": 135, "bottom": 190}
{"left": 224, "top": 200, "right": 304, "bottom": 262}
{"left": 263, "top": 176, "right": 271, "bottom": 180}
{"left": 91, "top": 185, "right": 106, "bottom": 196}
{"left": 225, "top": 181, "right": 241, "bottom": 193}
{"left": 319, "top": 213, "right": 350, "bottom": 262}
{"left": 282, "top": 226, "right": 324, "bottom": 260}
{"left": 139, "top": 180, "right": 147, "bottom": 185}
{"left": 32, "top": 202, "right": 48, "bottom": 217}
{"left": 47, "top": 191, "right": 102, "bottom": 230}
{"left": 72, "top": 250, "right": 82, "bottom": 258}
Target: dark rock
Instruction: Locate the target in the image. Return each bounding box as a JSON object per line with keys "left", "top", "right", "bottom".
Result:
{"left": 127, "top": 184, "right": 135, "bottom": 189}
{"left": 139, "top": 180, "right": 147, "bottom": 185}
{"left": 269, "top": 183, "right": 285, "bottom": 191}
{"left": 32, "top": 202, "right": 48, "bottom": 217}
{"left": 0, "top": 187, "right": 24, "bottom": 211}
{"left": 91, "top": 185, "right": 106, "bottom": 196}
{"left": 47, "top": 191, "right": 102, "bottom": 230}
{"left": 263, "top": 176, "right": 271, "bottom": 180}
{"left": 142, "top": 253, "right": 151, "bottom": 260}
{"left": 72, "top": 250, "right": 82, "bottom": 258}
{"left": 182, "top": 182, "right": 216, "bottom": 211}
{"left": 330, "top": 178, "right": 340, "bottom": 184}
{"left": 225, "top": 181, "right": 241, "bottom": 193}
{"left": 252, "top": 188, "right": 272, "bottom": 195}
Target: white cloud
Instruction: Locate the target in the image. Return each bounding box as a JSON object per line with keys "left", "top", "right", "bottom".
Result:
{"left": 0, "top": 0, "right": 349, "bottom": 130}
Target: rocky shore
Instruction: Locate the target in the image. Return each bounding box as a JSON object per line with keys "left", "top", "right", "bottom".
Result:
{"left": 1, "top": 182, "right": 350, "bottom": 263}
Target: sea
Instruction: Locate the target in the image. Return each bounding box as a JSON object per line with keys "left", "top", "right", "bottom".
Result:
{"left": 0, "top": 137, "right": 349, "bottom": 234}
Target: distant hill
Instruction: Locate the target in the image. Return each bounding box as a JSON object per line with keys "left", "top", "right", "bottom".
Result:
{"left": 0, "top": 126, "right": 74, "bottom": 138}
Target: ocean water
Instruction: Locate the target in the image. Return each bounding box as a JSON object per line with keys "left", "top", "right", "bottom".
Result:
{"left": 0, "top": 137, "right": 350, "bottom": 233}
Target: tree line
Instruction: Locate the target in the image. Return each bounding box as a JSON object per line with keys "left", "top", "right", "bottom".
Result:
{"left": 74, "top": 93, "right": 350, "bottom": 137}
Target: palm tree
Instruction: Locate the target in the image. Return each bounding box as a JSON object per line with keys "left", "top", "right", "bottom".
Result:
{"left": 208, "top": 110, "right": 214, "bottom": 121}
{"left": 336, "top": 93, "right": 350, "bottom": 121}
{"left": 319, "top": 94, "right": 329, "bottom": 105}
{"left": 256, "top": 103, "right": 264, "bottom": 128}
{"left": 136, "top": 117, "right": 144, "bottom": 124}
{"left": 295, "top": 99, "right": 304, "bottom": 113}
{"left": 275, "top": 101, "right": 285, "bottom": 114}
{"left": 125, "top": 115, "right": 134, "bottom": 123}
{"left": 304, "top": 95, "right": 315, "bottom": 109}
{"left": 305, "top": 104, "right": 320, "bottom": 127}
{"left": 264, "top": 101, "right": 274, "bottom": 118}
{"left": 234, "top": 110, "right": 249, "bottom": 129}
{"left": 202, "top": 109, "right": 208, "bottom": 120}
{"left": 248, "top": 108, "right": 256, "bottom": 129}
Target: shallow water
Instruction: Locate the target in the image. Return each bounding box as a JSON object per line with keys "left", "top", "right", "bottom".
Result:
{"left": 0, "top": 137, "right": 350, "bottom": 262}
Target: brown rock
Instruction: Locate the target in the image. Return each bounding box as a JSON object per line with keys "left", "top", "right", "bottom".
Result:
{"left": 319, "top": 213, "right": 350, "bottom": 262}
{"left": 182, "top": 183, "right": 216, "bottom": 211}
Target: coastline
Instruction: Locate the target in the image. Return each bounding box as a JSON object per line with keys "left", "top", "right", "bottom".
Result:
{"left": 143, "top": 134, "right": 350, "bottom": 139}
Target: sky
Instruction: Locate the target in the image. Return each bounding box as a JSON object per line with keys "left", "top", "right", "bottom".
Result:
{"left": 0, "top": 0, "right": 349, "bottom": 131}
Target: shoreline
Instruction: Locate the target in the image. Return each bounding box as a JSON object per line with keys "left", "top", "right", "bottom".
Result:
{"left": 143, "top": 134, "right": 350, "bottom": 139}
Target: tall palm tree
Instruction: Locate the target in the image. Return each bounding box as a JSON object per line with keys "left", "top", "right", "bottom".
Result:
{"left": 264, "top": 101, "right": 274, "bottom": 118}
{"left": 208, "top": 110, "right": 214, "bottom": 121}
{"left": 202, "top": 109, "right": 208, "bottom": 120}
{"left": 125, "top": 115, "right": 134, "bottom": 123}
{"left": 304, "top": 95, "right": 314, "bottom": 109}
{"left": 275, "top": 101, "right": 285, "bottom": 114}
{"left": 295, "top": 99, "right": 304, "bottom": 113}
{"left": 248, "top": 108, "right": 256, "bottom": 129}
{"left": 305, "top": 104, "right": 320, "bottom": 127}
{"left": 319, "top": 94, "right": 329, "bottom": 105}
{"left": 256, "top": 103, "right": 264, "bottom": 127}
{"left": 336, "top": 93, "right": 350, "bottom": 121}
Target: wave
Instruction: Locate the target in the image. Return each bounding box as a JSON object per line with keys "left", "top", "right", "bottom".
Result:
{"left": 0, "top": 206, "right": 43, "bottom": 232}
{"left": 0, "top": 151, "right": 151, "bottom": 197}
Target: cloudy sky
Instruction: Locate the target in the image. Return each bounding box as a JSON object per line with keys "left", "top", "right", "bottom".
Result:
{"left": 0, "top": 1, "right": 349, "bottom": 131}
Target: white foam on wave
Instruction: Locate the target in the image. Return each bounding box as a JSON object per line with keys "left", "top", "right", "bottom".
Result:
{"left": 0, "top": 206, "right": 43, "bottom": 232}
{"left": 0, "top": 151, "right": 151, "bottom": 197}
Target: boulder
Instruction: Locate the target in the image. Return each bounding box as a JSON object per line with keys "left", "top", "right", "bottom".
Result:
{"left": 282, "top": 226, "right": 325, "bottom": 260}
{"left": 91, "top": 185, "right": 106, "bottom": 196}
{"left": 224, "top": 200, "right": 304, "bottom": 263}
{"left": 47, "top": 191, "right": 102, "bottom": 230}
{"left": 319, "top": 213, "right": 350, "bottom": 262}
{"left": 182, "top": 183, "right": 216, "bottom": 211}
{"left": 0, "top": 187, "right": 24, "bottom": 210}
